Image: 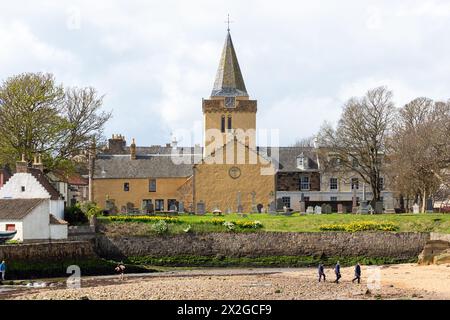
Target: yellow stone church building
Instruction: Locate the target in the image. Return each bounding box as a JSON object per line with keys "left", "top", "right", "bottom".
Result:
{"left": 91, "top": 31, "right": 395, "bottom": 214}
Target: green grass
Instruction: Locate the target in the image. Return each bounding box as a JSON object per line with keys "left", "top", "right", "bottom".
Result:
{"left": 98, "top": 213, "right": 450, "bottom": 234}
{"left": 127, "top": 255, "right": 417, "bottom": 268}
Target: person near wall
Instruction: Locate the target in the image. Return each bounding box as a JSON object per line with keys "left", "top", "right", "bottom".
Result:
{"left": 0, "top": 260, "right": 6, "bottom": 281}
{"left": 352, "top": 262, "right": 362, "bottom": 284}
{"left": 333, "top": 261, "right": 341, "bottom": 284}
{"left": 318, "top": 262, "right": 326, "bottom": 282}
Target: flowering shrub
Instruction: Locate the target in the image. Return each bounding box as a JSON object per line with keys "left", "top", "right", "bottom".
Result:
{"left": 223, "top": 221, "right": 236, "bottom": 231}
{"left": 108, "top": 215, "right": 180, "bottom": 224}
{"left": 152, "top": 220, "right": 169, "bottom": 234}
{"left": 209, "top": 218, "right": 226, "bottom": 225}
{"left": 235, "top": 220, "right": 264, "bottom": 229}
{"left": 319, "top": 221, "right": 399, "bottom": 232}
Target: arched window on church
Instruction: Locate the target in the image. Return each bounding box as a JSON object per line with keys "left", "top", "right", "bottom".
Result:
{"left": 221, "top": 115, "right": 225, "bottom": 133}
{"left": 227, "top": 115, "right": 232, "bottom": 131}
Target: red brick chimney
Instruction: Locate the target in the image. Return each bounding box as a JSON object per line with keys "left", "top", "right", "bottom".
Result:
{"left": 16, "top": 154, "right": 28, "bottom": 173}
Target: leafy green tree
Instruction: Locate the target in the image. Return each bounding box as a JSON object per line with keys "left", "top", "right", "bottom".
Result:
{"left": 0, "top": 72, "right": 111, "bottom": 172}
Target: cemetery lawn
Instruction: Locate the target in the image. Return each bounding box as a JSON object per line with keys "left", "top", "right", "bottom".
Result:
{"left": 99, "top": 213, "right": 450, "bottom": 234}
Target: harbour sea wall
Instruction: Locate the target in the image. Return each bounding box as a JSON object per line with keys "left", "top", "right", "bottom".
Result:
{"left": 0, "top": 232, "right": 432, "bottom": 263}
{"left": 0, "top": 241, "right": 96, "bottom": 262}
{"left": 95, "top": 232, "right": 430, "bottom": 260}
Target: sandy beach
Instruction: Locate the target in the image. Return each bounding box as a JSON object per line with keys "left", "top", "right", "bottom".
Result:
{"left": 5, "top": 264, "right": 450, "bottom": 300}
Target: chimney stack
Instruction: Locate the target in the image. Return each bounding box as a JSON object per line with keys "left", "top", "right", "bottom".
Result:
{"left": 130, "top": 138, "right": 136, "bottom": 160}
{"left": 32, "top": 154, "right": 44, "bottom": 172}
{"left": 16, "top": 154, "right": 28, "bottom": 173}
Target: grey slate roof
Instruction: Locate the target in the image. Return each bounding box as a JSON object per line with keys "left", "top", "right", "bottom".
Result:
{"left": 0, "top": 198, "right": 45, "bottom": 220}
{"left": 211, "top": 32, "right": 248, "bottom": 97}
{"left": 93, "top": 154, "right": 198, "bottom": 179}
{"left": 94, "top": 145, "right": 319, "bottom": 179}
{"left": 261, "top": 147, "right": 319, "bottom": 172}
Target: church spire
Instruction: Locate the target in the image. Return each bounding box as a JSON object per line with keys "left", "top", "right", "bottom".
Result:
{"left": 211, "top": 31, "right": 248, "bottom": 97}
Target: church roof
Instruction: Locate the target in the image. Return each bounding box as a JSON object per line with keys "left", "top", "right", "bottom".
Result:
{"left": 93, "top": 154, "right": 198, "bottom": 179}
{"left": 211, "top": 32, "right": 248, "bottom": 97}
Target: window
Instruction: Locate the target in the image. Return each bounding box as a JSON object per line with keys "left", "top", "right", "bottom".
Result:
{"left": 221, "top": 116, "right": 225, "bottom": 133}
{"left": 351, "top": 178, "right": 359, "bottom": 190}
{"left": 123, "top": 182, "right": 130, "bottom": 192}
{"left": 379, "top": 177, "right": 384, "bottom": 190}
{"left": 330, "top": 196, "right": 338, "bottom": 202}
{"left": 227, "top": 116, "right": 232, "bottom": 131}
{"left": 149, "top": 179, "right": 156, "bottom": 192}
{"left": 155, "top": 199, "right": 164, "bottom": 211}
{"left": 281, "top": 197, "right": 291, "bottom": 208}
{"left": 21, "top": 186, "right": 25, "bottom": 192}
{"left": 168, "top": 199, "right": 177, "bottom": 211}
{"left": 329, "top": 178, "right": 338, "bottom": 190}
{"left": 296, "top": 153, "right": 308, "bottom": 170}
{"left": 6, "top": 224, "right": 15, "bottom": 231}
{"left": 142, "top": 199, "right": 153, "bottom": 213}
{"left": 300, "top": 176, "right": 310, "bottom": 190}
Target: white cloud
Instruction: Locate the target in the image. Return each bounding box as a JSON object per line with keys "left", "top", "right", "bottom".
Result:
{"left": 1, "top": 0, "right": 450, "bottom": 146}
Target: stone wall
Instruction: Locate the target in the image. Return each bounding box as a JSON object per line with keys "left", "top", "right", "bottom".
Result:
{"left": 96, "top": 232, "right": 430, "bottom": 260}
{"left": 277, "top": 172, "right": 320, "bottom": 192}
{"left": 0, "top": 241, "right": 96, "bottom": 262}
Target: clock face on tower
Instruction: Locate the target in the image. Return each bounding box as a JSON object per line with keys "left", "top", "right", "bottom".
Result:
{"left": 228, "top": 166, "right": 241, "bottom": 179}
{"left": 225, "top": 96, "right": 235, "bottom": 108}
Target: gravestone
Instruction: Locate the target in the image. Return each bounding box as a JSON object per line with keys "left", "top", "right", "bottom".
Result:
{"left": 321, "top": 203, "right": 332, "bottom": 214}
{"left": 426, "top": 198, "right": 434, "bottom": 213}
{"left": 251, "top": 191, "right": 258, "bottom": 213}
{"left": 306, "top": 206, "right": 314, "bottom": 214}
{"left": 178, "top": 201, "right": 184, "bottom": 213}
{"left": 413, "top": 203, "right": 420, "bottom": 214}
{"left": 269, "top": 201, "right": 277, "bottom": 214}
{"left": 314, "top": 206, "right": 322, "bottom": 214}
{"left": 337, "top": 203, "right": 343, "bottom": 214}
{"left": 358, "top": 200, "right": 369, "bottom": 214}
{"left": 196, "top": 201, "right": 205, "bottom": 215}
{"left": 375, "top": 201, "right": 383, "bottom": 214}
{"left": 299, "top": 201, "right": 306, "bottom": 213}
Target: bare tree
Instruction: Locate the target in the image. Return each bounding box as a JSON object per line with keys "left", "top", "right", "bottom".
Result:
{"left": 390, "top": 97, "right": 450, "bottom": 212}
{"left": 292, "top": 136, "right": 316, "bottom": 148}
{"left": 317, "top": 87, "right": 396, "bottom": 208}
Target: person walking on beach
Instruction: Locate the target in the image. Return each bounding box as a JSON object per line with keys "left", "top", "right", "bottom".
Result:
{"left": 0, "top": 260, "right": 6, "bottom": 281}
{"left": 352, "top": 262, "right": 361, "bottom": 284}
{"left": 115, "top": 262, "right": 126, "bottom": 280}
{"left": 318, "top": 263, "right": 326, "bottom": 282}
{"left": 333, "top": 261, "right": 341, "bottom": 283}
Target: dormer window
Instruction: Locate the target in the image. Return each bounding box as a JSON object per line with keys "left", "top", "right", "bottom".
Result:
{"left": 296, "top": 153, "right": 308, "bottom": 170}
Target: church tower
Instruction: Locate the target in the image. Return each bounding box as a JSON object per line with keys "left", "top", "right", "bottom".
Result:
{"left": 203, "top": 31, "right": 257, "bottom": 155}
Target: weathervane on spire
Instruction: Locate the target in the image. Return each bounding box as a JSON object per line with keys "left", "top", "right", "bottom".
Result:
{"left": 225, "top": 14, "right": 233, "bottom": 32}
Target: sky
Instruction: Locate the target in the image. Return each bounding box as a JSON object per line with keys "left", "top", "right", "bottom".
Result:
{"left": 1, "top": 0, "right": 450, "bottom": 147}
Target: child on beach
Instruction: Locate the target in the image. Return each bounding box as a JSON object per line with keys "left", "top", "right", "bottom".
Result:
{"left": 115, "top": 262, "right": 126, "bottom": 280}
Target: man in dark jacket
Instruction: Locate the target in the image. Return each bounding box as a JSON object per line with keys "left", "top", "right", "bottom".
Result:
{"left": 352, "top": 262, "right": 361, "bottom": 284}
{"left": 318, "top": 263, "right": 326, "bottom": 282}
{"left": 333, "top": 261, "right": 341, "bottom": 283}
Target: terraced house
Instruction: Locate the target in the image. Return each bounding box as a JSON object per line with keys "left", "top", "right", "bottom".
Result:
{"left": 91, "top": 30, "right": 395, "bottom": 214}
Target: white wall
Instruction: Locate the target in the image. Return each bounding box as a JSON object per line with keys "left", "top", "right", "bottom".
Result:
{"left": 50, "top": 200, "right": 65, "bottom": 219}
{"left": 0, "top": 173, "right": 50, "bottom": 199}
{"left": 50, "top": 224, "right": 68, "bottom": 239}
{"left": 0, "top": 220, "right": 23, "bottom": 241}
{"left": 22, "top": 201, "right": 50, "bottom": 240}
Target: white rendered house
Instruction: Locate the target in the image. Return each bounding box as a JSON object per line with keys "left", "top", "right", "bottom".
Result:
{"left": 0, "top": 198, "right": 67, "bottom": 241}
{"left": 0, "top": 159, "right": 65, "bottom": 219}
